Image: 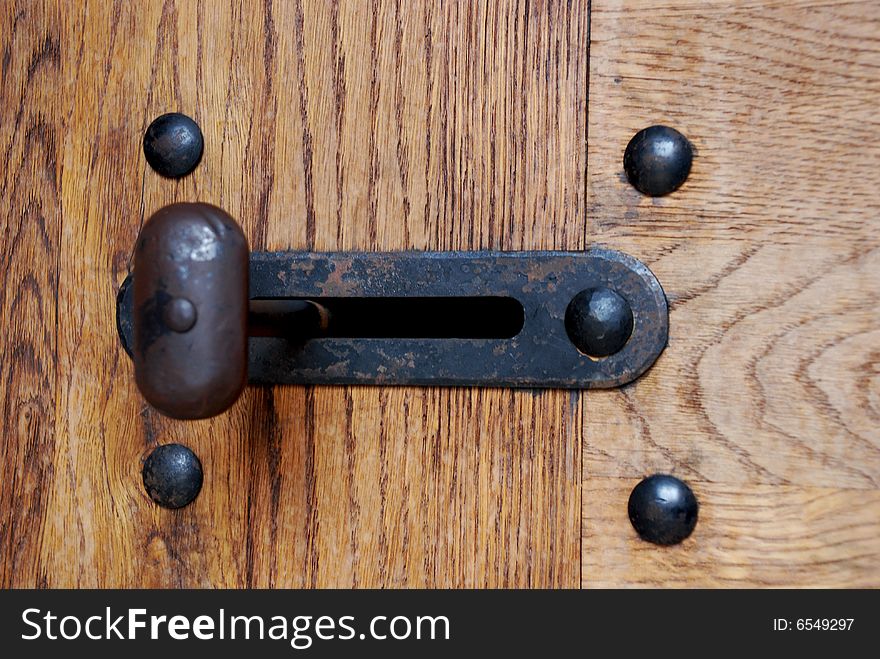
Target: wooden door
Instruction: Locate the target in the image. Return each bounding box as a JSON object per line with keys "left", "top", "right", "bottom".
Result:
{"left": 1, "top": 0, "right": 877, "bottom": 588}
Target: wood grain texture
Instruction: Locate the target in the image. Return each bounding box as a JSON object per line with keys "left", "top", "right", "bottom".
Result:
{"left": 1, "top": 0, "right": 588, "bottom": 587}
{"left": 3, "top": 0, "right": 878, "bottom": 589}
{"left": 0, "top": 0, "right": 61, "bottom": 588}
{"left": 584, "top": 478, "right": 880, "bottom": 587}
{"left": 583, "top": 0, "right": 880, "bottom": 586}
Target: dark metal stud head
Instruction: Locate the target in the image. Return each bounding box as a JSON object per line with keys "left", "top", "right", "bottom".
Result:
{"left": 623, "top": 125, "right": 693, "bottom": 196}
{"left": 143, "top": 112, "right": 204, "bottom": 178}
{"left": 116, "top": 273, "right": 134, "bottom": 357}
{"left": 142, "top": 444, "right": 203, "bottom": 509}
{"left": 628, "top": 474, "right": 698, "bottom": 546}
{"left": 163, "top": 297, "right": 197, "bottom": 333}
{"left": 565, "top": 287, "right": 634, "bottom": 357}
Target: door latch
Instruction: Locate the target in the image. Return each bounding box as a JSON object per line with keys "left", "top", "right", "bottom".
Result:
{"left": 117, "top": 203, "right": 668, "bottom": 419}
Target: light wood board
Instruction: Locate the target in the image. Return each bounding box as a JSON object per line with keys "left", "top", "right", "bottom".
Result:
{"left": 583, "top": 0, "right": 880, "bottom": 587}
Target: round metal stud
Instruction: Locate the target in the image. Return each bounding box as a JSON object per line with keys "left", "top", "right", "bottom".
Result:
{"left": 628, "top": 474, "right": 698, "bottom": 546}
{"left": 623, "top": 125, "right": 693, "bottom": 196}
{"left": 565, "top": 287, "right": 634, "bottom": 357}
{"left": 143, "top": 112, "right": 204, "bottom": 178}
{"left": 142, "top": 444, "right": 203, "bottom": 509}
{"left": 163, "top": 297, "right": 198, "bottom": 333}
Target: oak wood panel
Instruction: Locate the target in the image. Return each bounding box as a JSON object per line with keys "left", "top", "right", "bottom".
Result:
{"left": 0, "top": 0, "right": 61, "bottom": 588}
{"left": 5, "top": 0, "right": 878, "bottom": 590}
{"left": 1, "top": 0, "right": 589, "bottom": 587}
{"left": 584, "top": 478, "right": 880, "bottom": 588}
{"left": 583, "top": 0, "right": 880, "bottom": 586}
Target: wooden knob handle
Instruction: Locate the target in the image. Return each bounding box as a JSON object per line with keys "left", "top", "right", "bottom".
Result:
{"left": 133, "top": 203, "right": 249, "bottom": 419}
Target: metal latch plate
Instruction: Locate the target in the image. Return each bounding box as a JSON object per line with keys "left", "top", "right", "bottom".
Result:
{"left": 246, "top": 250, "right": 667, "bottom": 388}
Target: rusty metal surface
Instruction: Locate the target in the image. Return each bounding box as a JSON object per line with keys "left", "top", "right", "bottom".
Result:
{"left": 120, "top": 246, "right": 667, "bottom": 395}
{"left": 247, "top": 250, "right": 667, "bottom": 388}
{"left": 132, "top": 203, "right": 249, "bottom": 419}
